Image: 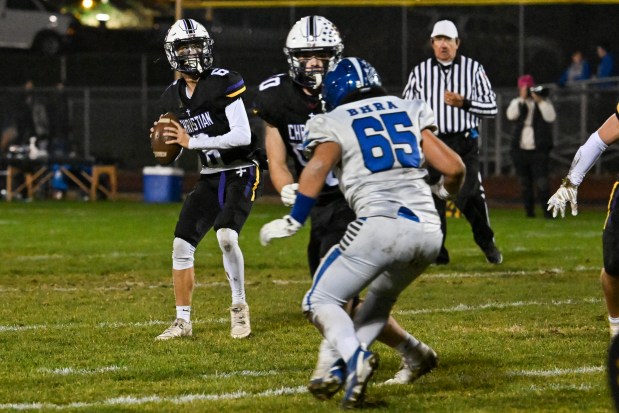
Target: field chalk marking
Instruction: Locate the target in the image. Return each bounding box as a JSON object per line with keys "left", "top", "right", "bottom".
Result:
{"left": 0, "top": 386, "right": 306, "bottom": 411}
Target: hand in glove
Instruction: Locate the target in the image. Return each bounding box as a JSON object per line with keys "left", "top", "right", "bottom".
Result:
{"left": 547, "top": 178, "right": 578, "bottom": 218}
{"left": 280, "top": 183, "right": 299, "bottom": 207}
{"left": 430, "top": 176, "right": 455, "bottom": 201}
{"left": 260, "top": 215, "right": 302, "bottom": 246}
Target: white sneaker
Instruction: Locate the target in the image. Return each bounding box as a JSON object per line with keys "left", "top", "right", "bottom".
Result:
{"left": 230, "top": 303, "right": 251, "bottom": 338}
{"left": 384, "top": 343, "right": 438, "bottom": 385}
{"left": 155, "top": 318, "right": 192, "bottom": 341}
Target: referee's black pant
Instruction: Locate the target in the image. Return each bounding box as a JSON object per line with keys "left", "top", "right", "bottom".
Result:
{"left": 428, "top": 131, "right": 497, "bottom": 261}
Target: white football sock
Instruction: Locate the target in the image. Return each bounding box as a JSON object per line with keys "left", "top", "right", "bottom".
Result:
{"left": 217, "top": 229, "right": 246, "bottom": 305}
{"left": 609, "top": 315, "right": 619, "bottom": 338}
{"left": 176, "top": 305, "right": 191, "bottom": 322}
{"left": 395, "top": 332, "right": 421, "bottom": 356}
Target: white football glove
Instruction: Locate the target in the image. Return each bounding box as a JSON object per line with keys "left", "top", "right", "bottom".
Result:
{"left": 430, "top": 176, "right": 455, "bottom": 201}
{"left": 260, "top": 215, "right": 302, "bottom": 246}
{"left": 280, "top": 183, "right": 298, "bottom": 207}
{"left": 547, "top": 178, "right": 579, "bottom": 218}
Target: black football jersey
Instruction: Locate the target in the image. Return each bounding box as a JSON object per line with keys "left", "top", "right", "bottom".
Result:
{"left": 253, "top": 74, "right": 341, "bottom": 203}
{"left": 160, "top": 67, "right": 257, "bottom": 173}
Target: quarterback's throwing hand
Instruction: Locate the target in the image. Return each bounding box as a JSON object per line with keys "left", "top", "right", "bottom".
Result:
{"left": 280, "top": 183, "right": 299, "bottom": 207}
{"left": 260, "top": 215, "right": 302, "bottom": 246}
{"left": 547, "top": 178, "right": 578, "bottom": 218}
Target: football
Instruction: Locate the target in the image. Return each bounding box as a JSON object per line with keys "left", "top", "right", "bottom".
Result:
{"left": 150, "top": 112, "right": 182, "bottom": 166}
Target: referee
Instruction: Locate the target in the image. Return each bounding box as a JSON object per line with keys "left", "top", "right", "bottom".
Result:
{"left": 402, "top": 19, "right": 502, "bottom": 265}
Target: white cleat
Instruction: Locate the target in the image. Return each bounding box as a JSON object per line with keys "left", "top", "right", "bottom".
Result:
{"left": 384, "top": 344, "right": 438, "bottom": 385}
{"left": 155, "top": 318, "right": 192, "bottom": 341}
{"left": 230, "top": 303, "right": 251, "bottom": 339}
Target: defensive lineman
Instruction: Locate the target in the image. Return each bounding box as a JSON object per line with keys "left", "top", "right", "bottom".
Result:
{"left": 261, "top": 58, "right": 465, "bottom": 407}
{"left": 253, "top": 16, "right": 439, "bottom": 389}
{"left": 154, "top": 18, "right": 263, "bottom": 340}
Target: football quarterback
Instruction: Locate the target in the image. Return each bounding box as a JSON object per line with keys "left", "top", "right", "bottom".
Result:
{"left": 153, "top": 18, "right": 263, "bottom": 341}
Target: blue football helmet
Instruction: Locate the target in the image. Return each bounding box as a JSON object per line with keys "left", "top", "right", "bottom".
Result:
{"left": 321, "top": 57, "right": 382, "bottom": 112}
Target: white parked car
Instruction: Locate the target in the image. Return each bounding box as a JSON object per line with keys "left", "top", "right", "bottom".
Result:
{"left": 0, "top": 0, "right": 79, "bottom": 55}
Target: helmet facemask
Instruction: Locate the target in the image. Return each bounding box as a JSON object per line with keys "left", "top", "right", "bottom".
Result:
{"left": 285, "top": 47, "right": 342, "bottom": 90}
{"left": 284, "top": 16, "right": 344, "bottom": 90}
{"left": 164, "top": 19, "right": 214, "bottom": 76}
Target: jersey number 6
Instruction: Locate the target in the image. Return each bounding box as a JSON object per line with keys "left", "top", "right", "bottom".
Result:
{"left": 352, "top": 111, "right": 421, "bottom": 173}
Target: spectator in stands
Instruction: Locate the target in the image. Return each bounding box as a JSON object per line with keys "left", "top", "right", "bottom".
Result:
{"left": 596, "top": 42, "right": 616, "bottom": 81}
{"left": 558, "top": 50, "right": 591, "bottom": 87}
{"left": 506, "top": 74, "right": 556, "bottom": 219}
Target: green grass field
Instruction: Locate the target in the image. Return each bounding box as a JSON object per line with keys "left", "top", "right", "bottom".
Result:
{"left": 0, "top": 200, "right": 614, "bottom": 412}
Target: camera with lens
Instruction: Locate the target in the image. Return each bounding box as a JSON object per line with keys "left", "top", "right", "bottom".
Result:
{"left": 529, "top": 85, "right": 550, "bottom": 98}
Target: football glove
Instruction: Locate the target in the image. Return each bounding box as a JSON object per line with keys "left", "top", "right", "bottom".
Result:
{"left": 260, "top": 215, "right": 302, "bottom": 246}
{"left": 430, "top": 177, "right": 455, "bottom": 201}
{"left": 280, "top": 183, "right": 299, "bottom": 207}
{"left": 547, "top": 178, "right": 579, "bottom": 218}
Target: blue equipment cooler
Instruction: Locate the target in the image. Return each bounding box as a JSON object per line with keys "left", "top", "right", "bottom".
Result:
{"left": 142, "top": 166, "right": 184, "bottom": 203}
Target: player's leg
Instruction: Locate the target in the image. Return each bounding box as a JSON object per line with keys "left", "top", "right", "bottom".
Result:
{"left": 156, "top": 179, "right": 216, "bottom": 341}
{"left": 303, "top": 218, "right": 386, "bottom": 403}
{"left": 349, "top": 218, "right": 441, "bottom": 385}
{"left": 380, "top": 317, "right": 438, "bottom": 385}
{"left": 602, "top": 182, "right": 619, "bottom": 337}
{"left": 345, "top": 216, "right": 440, "bottom": 405}
{"left": 304, "top": 216, "right": 439, "bottom": 406}
{"left": 308, "top": 199, "right": 355, "bottom": 383}
{"left": 215, "top": 165, "right": 262, "bottom": 338}
{"left": 602, "top": 269, "right": 619, "bottom": 337}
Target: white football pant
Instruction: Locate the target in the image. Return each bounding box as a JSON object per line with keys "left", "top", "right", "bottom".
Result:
{"left": 302, "top": 215, "right": 442, "bottom": 362}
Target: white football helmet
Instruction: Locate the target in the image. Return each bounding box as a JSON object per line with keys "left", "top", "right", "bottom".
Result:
{"left": 164, "top": 19, "right": 214, "bottom": 75}
{"left": 284, "top": 16, "right": 344, "bottom": 90}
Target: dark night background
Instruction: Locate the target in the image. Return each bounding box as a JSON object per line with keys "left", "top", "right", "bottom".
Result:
{"left": 1, "top": 4, "right": 618, "bottom": 90}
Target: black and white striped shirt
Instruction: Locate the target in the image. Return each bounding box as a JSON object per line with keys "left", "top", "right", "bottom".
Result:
{"left": 402, "top": 56, "right": 497, "bottom": 135}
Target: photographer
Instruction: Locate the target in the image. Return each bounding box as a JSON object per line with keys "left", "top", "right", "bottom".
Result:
{"left": 506, "top": 74, "right": 556, "bottom": 218}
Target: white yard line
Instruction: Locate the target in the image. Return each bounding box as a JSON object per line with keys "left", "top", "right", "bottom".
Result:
{"left": 426, "top": 266, "right": 599, "bottom": 279}
{"left": 0, "top": 363, "right": 605, "bottom": 410}
{"left": 0, "top": 386, "right": 307, "bottom": 411}
{"left": 509, "top": 365, "right": 605, "bottom": 377}
{"left": 527, "top": 383, "right": 598, "bottom": 391}
{"left": 38, "top": 365, "right": 126, "bottom": 376}
{"left": 203, "top": 370, "right": 278, "bottom": 379}
{"left": 394, "top": 297, "right": 601, "bottom": 315}
{"left": 0, "top": 297, "right": 602, "bottom": 333}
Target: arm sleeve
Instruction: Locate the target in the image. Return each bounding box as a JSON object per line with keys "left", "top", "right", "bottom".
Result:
{"left": 188, "top": 99, "right": 251, "bottom": 150}
{"left": 566, "top": 131, "right": 608, "bottom": 185}
{"left": 468, "top": 64, "right": 498, "bottom": 118}
{"left": 537, "top": 100, "right": 556, "bottom": 123}
{"left": 505, "top": 98, "right": 523, "bottom": 120}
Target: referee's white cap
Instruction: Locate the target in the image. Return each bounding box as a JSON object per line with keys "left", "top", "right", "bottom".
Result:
{"left": 431, "top": 20, "right": 458, "bottom": 39}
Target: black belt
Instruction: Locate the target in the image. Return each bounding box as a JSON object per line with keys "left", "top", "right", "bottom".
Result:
{"left": 438, "top": 128, "right": 479, "bottom": 140}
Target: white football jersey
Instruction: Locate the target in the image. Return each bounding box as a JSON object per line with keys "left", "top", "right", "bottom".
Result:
{"left": 304, "top": 95, "right": 440, "bottom": 224}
